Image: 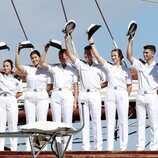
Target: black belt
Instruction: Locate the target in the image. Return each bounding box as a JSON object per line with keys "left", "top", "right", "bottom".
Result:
{"left": 82, "top": 89, "right": 98, "bottom": 92}
{"left": 28, "top": 89, "right": 45, "bottom": 92}
{"left": 0, "top": 93, "right": 10, "bottom": 97}
{"left": 54, "top": 88, "right": 70, "bottom": 91}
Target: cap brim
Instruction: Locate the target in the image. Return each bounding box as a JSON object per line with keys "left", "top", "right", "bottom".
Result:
{"left": 126, "top": 21, "right": 137, "bottom": 36}
{"left": 49, "top": 39, "right": 62, "bottom": 50}
{"left": 62, "top": 20, "right": 76, "bottom": 34}
{"left": 0, "top": 45, "right": 10, "bottom": 50}
{"left": 19, "top": 41, "right": 34, "bottom": 49}
{"left": 87, "top": 24, "right": 101, "bottom": 40}
{"left": 0, "top": 42, "right": 10, "bottom": 50}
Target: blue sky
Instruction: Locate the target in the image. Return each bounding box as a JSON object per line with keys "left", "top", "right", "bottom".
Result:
{"left": 0, "top": 0, "right": 158, "bottom": 67}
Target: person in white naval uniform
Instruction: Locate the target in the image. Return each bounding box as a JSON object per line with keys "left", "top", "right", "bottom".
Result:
{"left": 89, "top": 38, "right": 132, "bottom": 151}
{"left": 40, "top": 44, "right": 78, "bottom": 151}
{"left": 15, "top": 46, "right": 53, "bottom": 151}
{"left": 127, "top": 36, "right": 158, "bottom": 150}
{"left": 0, "top": 59, "right": 23, "bottom": 151}
{"left": 65, "top": 34, "right": 107, "bottom": 151}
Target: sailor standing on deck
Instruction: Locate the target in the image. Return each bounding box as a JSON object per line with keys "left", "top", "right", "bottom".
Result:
{"left": 15, "top": 44, "right": 53, "bottom": 151}
{"left": 89, "top": 38, "right": 132, "bottom": 151}
{"left": 0, "top": 59, "right": 23, "bottom": 151}
{"left": 65, "top": 34, "right": 107, "bottom": 151}
{"left": 127, "top": 36, "right": 158, "bottom": 150}
{"left": 40, "top": 43, "right": 78, "bottom": 151}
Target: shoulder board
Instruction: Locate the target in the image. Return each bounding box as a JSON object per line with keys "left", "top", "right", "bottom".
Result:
{"left": 107, "top": 61, "right": 113, "bottom": 65}
{"left": 52, "top": 63, "right": 60, "bottom": 66}
{"left": 156, "top": 63, "right": 158, "bottom": 66}
{"left": 69, "top": 64, "right": 76, "bottom": 69}
{"left": 139, "top": 58, "right": 146, "bottom": 65}
{"left": 14, "top": 74, "right": 21, "bottom": 81}
{"left": 80, "top": 59, "right": 87, "bottom": 64}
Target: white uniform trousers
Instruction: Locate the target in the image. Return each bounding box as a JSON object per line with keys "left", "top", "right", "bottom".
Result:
{"left": 0, "top": 96, "right": 18, "bottom": 151}
{"left": 78, "top": 91, "right": 102, "bottom": 151}
{"left": 136, "top": 94, "right": 158, "bottom": 151}
{"left": 24, "top": 91, "right": 49, "bottom": 151}
{"left": 105, "top": 89, "right": 129, "bottom": 151}
{"left": 51, "top": 90, "right": 74, "bottom": 151}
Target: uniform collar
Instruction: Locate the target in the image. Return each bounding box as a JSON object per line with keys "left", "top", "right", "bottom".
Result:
{"left": 3, "top": 73, "right": 13, "bottom": 78}
{"left": 145, "top": 60, "right": 156, "bottom": 68}
{"left": 114, "top": 64, "right": 122, "bottom": 69}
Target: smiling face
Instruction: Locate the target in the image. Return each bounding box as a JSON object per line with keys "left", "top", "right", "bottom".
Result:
{"left": 30, "top": 53, "right": 40, "bottom": 67}
{"left": 111, "top": 50, "right": 120, "bottom": 64}
{"left": 111, "top": 49, "right": 123, "bottom": 65}
{"left": 58, "top": 51, "right": 68, "bottom": 65}
{"left": 143, "top": 49, "right": 154, "bottom": 62}
{"left": 84, "top": 50, "right": 93, "bottom": 63}
{"left": 3, "top": 61, "right": 13, "bottom": 75}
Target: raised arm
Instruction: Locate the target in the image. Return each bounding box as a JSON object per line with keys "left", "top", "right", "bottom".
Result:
{"left": 65, "top": 34, "right": 77, "bottom": 64}
{"left": 89, "top": 38, "right": 106, "bottom": 66}
{"left": 40, "top": 44, "right": 50, "bottom": 70}
{"left": 127, "top": 37, "right": 135, "bottom": 64}
{"left": 15, "top": 45, "right": 24, "bottom": 73}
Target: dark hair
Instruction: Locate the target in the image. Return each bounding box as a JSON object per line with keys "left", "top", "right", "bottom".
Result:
{"left": 30, "top": 50, "right": 41, "bottom": 58}
{"left": 59, "top": 49, "right": 66, "bottom": 54}
{"left": 3, "top": 59, "right": 13, "bottom": 69}
{"left": 143, "top": 45, "right": 156, "bottom": 54}
{"left": 84, "top": 45, "right": 92, "bottom": 51}
{"left": 111, "top": 48, "right": 124, "bottom": 60}
{"left": 3, "top": 59, "right": 21, "bottom": 79}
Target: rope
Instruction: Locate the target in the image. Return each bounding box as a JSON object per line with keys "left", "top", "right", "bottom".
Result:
{"left": 11, "top": 0, "right": 28, "bottom": 40}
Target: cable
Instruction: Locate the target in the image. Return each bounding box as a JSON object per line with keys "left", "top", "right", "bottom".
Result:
{"left": 94, "top": 0, "right": 128, "bottom": 67}
{"left": 94, "top": 0, "right": 118, "bottom": 49}
{"left": 11, "top": 0, "right": 28, "bottom": 40}
{"left": 59, "top": 0, "right": 79, "bottom": 58}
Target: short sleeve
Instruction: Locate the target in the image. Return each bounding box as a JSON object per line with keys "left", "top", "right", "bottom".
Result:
{"left": 132, "top": 58, "right": 142, "bottom": 70}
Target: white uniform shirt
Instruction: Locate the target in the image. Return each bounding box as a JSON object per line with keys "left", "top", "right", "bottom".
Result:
{"left": 74, "top": 58, "right": 106, "bottom": 90}
{"left": 48, "top": 63, "right": 78, "bottom": 89}
{"left": 0, "top": 73, "right": 23, "bottom": 96}
{"left": 23, "top": 65, "right": 52, "bottom": 89}
{"left": 103, "top": 61, "right": 132, "bottom": 90}
{"left": 133, "top": 58, "right": 158, "bottom": 92}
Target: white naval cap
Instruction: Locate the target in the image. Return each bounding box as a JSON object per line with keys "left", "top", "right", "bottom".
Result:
{"left": 86, "top": 24, "right": 101, "bottom": 40}
{"left": 0, "top": 42, "right": 10, "bottom": 50}
{"left": 126, "top": 20, "right": 137, "bottom": 37}
{"left": 62, "top": 19, "right": 76, "bottom": 34}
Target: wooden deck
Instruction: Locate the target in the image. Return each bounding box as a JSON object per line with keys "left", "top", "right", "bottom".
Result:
{"left": 0, "top": 151, "right": 158, "bottom": 158}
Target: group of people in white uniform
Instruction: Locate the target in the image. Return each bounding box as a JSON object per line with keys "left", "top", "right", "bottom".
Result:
{"left": 0, "top": 25, "right": 158, "bottom": 152}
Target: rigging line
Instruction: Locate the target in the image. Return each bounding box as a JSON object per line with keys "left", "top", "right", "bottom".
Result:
{"left": 128, "top": 112, "right": 134, "bottom": 119}
{"left": 128, "top": 121, "right": 137, "bottom": 127}
{"left": 94, "top": 0, "right": 128, "bottom": 67}
{"left": 145, "top": 141, "right": 150, "bottom": 147}
{"left": 142, "top": 0, "right": 158, "bottom": 3}
{"left": 94, "top": 0, "right": 118, "bottom": 49}
{"left": 11, "top": 0, "right": 28, "bottom": 40}
{"left": 59, "top": 0, "right": 79, "bottom": 58}
{"left": 60, "top": 0, "right": 68, "bottom": 22}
